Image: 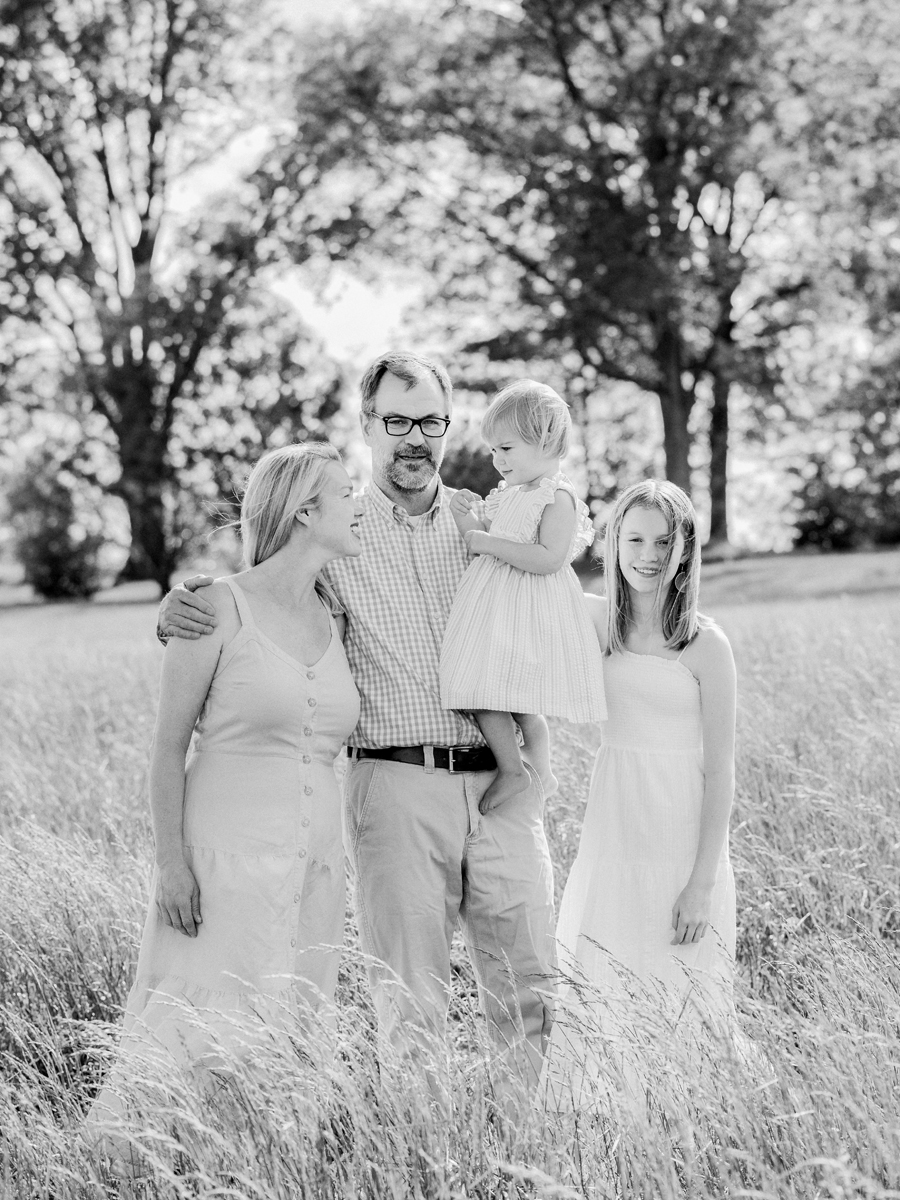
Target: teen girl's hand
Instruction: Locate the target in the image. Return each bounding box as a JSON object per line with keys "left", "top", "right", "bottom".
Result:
{"left": 671, "top": 880, "right": 713, "bottom": 945}
{"left": 156, "top": 858, "right": 202, "bottom": 937}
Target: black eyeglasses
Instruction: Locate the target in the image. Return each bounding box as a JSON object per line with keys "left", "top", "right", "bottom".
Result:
{"left": 368, "top": 414, "right": 451, "bottom": 438}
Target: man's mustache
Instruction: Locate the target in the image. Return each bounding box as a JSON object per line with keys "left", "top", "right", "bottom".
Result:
{"left": 395, "top": 449, "right": 433, "bottom": 463}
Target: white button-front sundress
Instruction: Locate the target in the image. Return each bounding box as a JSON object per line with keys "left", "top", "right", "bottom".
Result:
{"left": 439, "top": 473, "right": 607, "bottom": 724}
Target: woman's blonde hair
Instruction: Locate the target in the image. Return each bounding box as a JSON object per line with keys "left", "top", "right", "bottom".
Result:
{"left": 604, "top": 479, "right": 702, "bottom": 654}
{"left": 481, "top": 380, "right": 571, "bottom": 459}
{"left": 240, "top": 442, "right": 342, "bottom": 568}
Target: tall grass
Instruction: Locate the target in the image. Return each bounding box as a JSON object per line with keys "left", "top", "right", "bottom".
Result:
{"left": 1, "top": 593, "right": 899, "bottom": 1198}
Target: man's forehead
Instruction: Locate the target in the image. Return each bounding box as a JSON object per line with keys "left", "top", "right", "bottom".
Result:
{"left": 372, "top": 372, "right": 450, "bottom": 414}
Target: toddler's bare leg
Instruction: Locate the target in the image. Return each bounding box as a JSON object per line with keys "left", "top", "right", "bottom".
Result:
{"left": 474, "top": 711, "right": 530, "bottom": 812}
{"left": 515, "top": 713, "right": 558, "bottom": 798}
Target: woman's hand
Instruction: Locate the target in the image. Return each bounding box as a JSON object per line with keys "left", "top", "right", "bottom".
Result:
{"left": 156, "top": 858, "right": 202, "bottom": 938}
{"left": 450, "top": 489, "right": 486, "bottom": 538}
{"left": 671, "top": 880, "right": 713, "bottom": 945}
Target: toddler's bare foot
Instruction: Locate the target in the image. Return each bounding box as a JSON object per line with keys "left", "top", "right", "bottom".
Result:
{"left": 479, "top": 766, "right": 530, "bottom": 813}
{"left": 540, "top": 771, "right": 559, "bottom": 799}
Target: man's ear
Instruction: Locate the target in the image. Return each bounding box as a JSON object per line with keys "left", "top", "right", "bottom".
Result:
{"left": 359, "top": 409, "right": 372, "bottom": 444}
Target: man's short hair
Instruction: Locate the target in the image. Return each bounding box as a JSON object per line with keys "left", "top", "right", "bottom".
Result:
{"left": 360, "top": 351, "right": 453, "bottom": 413}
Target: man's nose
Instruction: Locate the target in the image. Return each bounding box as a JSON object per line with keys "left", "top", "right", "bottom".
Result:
{"left": 404, "top": 423, "right": 425, "bottom": 446}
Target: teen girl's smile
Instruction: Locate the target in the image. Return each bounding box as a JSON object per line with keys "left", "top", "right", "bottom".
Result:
{"left": 617, "top": 505, "right": 685, "bottom": 593}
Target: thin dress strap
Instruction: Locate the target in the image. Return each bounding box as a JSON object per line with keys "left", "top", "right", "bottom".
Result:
{"left": 222, "top": 577, "right": 256, "bottom": 630}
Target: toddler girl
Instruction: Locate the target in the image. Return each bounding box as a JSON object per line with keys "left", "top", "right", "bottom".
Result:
{"left": 439, "top": 380, "right": 607, "bottom": 812}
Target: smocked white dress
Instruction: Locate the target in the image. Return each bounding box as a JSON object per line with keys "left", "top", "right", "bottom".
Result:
{"left": 543, "top": 650, "right": 736, "bottom": 1106}
{"left": 86, "top": 578, "right": 360, "bottom": 1155}
{"left": 439, "top": 473, "right": 606, "bottom": 724}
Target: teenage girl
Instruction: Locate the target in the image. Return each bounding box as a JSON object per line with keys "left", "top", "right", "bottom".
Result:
{"left": 544, "top": 479, "right": 737, "bottom": 1098}
{"left": 439, "top": 380, "right": 607, "bottom": 811}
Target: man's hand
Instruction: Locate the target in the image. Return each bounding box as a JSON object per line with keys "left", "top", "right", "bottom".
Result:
{"left": 449, "top": 489, "right": 486, "bottom": 538}
{"left": 158, "top": 575, "right": 217, "bottom": 640}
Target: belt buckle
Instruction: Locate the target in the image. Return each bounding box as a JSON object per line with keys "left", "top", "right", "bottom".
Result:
{"left": 447, "top": 746, "right": 460, "bottom": 773}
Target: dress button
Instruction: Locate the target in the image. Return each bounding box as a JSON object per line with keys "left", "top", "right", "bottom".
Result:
{"left": 307, "top": 671, "right": 315, "bottom": 680}
{"left": 290, "top": 938, "right": 296, "bottom": 948}
{"left": 302, "top": 754, "right": 311, "bottom": 764}
{"left": 303, "top": 787, "right": 312, "bottom": 797}
{"left": 303, "top": 726, "right": 312, "bottom": 736}
{"left": 307, "top": 698, "right": 316, "bottom": 707}
{"left": 301, "top": 816, "right": 310, "bottom": 826}
{"left": 298, "top": 849, "right": 307, "bottom": 858}
{"left": 293, "top": 893, "right": 301, "bottom": 903}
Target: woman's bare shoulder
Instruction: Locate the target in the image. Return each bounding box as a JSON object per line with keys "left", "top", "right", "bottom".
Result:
{"left": 202, "top": 578, "right": 241, "bottom": 617}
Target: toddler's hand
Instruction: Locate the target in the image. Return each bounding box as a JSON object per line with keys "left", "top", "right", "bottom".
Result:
{"left": 450, "top": 489, "right": 486, "bottom": 537}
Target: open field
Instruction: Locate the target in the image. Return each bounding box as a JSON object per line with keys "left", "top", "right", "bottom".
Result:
{"left": 1, "top": 558, "right": 899, "bottom": 1198}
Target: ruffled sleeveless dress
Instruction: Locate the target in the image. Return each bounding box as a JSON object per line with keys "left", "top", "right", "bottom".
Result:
{"left": 86, "top": 578, "right": 360, "bottom": 1152}
{"left": 542, "top": 650, "right": 736, "bottom": 1107}
{"left": 439, "top": 473, "right": 606, "bottom": 723}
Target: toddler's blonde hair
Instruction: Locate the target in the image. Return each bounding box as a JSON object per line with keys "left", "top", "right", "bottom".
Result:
{"left": 481, "top": 380, "right": 571, "bottom": 460}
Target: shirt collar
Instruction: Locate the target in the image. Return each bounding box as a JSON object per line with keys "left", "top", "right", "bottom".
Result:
{"left": 364, "top": 478, "right": 446, "bottom": 525}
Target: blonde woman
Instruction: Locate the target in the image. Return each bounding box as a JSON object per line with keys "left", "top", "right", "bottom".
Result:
{"left": 544, "top": 480, "right": 737, "bottom": 1102}
{"left": 87, "top": 443, "right": 361, "bottom": 1168}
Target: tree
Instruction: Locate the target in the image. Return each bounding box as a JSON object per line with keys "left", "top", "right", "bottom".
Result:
{"left": 0, "top": 0, "right": 346, "bottom": 591}
{"left": 6, "top": 442, "right": 105, "bottom": 599}
{"left": 265, "top": 0, "right": 821, "bottom": 546}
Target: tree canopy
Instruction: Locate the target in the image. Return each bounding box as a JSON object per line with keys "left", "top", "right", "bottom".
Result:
{"left": 254, "top": 0, "right": 900, "bottom": 547}
{"left": 0, "top": 0, "right": 345, "bottom": 589}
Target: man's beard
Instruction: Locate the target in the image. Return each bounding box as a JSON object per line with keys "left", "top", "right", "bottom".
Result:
{"left": 385, "top": 449, "right": 438, "bottom": 493}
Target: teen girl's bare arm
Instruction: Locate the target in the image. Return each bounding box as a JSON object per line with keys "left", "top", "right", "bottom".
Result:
{"left": 671, "top": 624, "right": 737, "bottom": 945}
{"left": 583, "top": 592, "right": 609, "bottom": 652}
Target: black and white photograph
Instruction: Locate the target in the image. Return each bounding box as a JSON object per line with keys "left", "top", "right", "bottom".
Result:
{"left": 1, "top": 1, "right": 898, "bottom": 1197}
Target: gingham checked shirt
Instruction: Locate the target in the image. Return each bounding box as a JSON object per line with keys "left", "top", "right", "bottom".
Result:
{"left": 321, "top": 479, "right": 483, "bottom": 749}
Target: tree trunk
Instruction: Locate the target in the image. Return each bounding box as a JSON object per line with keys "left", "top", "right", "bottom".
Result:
{"left": 112, "top": 422, "right": 176, "bottom": 595}
{"left": 654, "top": 322, "right": 693, "bottom": 492}
{"left": 114, "top": 469, "right": 175, "bottom": 594}
{"left": 708, "top": 369, "right": 730, "bottom": 547}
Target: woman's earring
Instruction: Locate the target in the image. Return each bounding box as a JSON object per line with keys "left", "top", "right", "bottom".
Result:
{"left": 674, "top": 569, "right": 688, "bottom": 593}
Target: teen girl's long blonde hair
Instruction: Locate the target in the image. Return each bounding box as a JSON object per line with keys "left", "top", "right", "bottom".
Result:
{"left": 604, "top": 480, "right": 702, "bottom": 655}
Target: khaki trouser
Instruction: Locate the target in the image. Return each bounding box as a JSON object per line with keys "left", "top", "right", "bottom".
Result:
{"left": 343, "top": 758, "right": 556, "bottom": 1090}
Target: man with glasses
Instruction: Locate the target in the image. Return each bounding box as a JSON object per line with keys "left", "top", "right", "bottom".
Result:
{"left": 158, "top": 350, "right": 555, "bottom": 1093}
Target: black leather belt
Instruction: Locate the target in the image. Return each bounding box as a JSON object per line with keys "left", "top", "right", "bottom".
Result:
{"left": 346, "top": 745, "right": 497, "bottom": 773}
